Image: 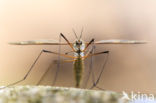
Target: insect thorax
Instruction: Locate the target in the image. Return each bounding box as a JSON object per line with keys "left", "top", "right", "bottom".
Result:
{"left": 73, "top": 40, "right": 85, "bottom": 57}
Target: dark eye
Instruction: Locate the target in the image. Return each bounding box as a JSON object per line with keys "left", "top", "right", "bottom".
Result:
{"left": 76, "top": 41, "right": 79, "bottom": 45}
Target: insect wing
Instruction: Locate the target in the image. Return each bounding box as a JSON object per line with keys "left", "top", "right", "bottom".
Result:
{"left": 9, "top": 39, "right": 68, "bottom": 45}
{"left": 95, "top": 39, "right": 147, "bottom": 44}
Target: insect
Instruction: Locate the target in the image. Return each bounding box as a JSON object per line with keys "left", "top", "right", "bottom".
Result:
{"left": 7, "top": 30, "right": 146, "bottom": 89}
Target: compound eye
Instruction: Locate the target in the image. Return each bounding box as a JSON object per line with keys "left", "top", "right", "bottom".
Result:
{"left": 76, "top": 41, "right": 79, "bottom": 45}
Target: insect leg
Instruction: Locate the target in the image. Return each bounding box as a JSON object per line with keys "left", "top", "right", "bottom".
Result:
{"left": 83, "top": 45, "right": 95, "bottom": 88}
{"left": 60, "top": 33, "right": 75, "bottom": 52}
{"left": 83, "top": 38, "right": 94, "bottom": 52}
{"left": 0, "top": 49, "right": 74, "bottom": 89}
{"left": 36, "top": 62, "right": 53, "bottom": 85}
{"left": 52, "top": 34, "right": 62, "bottom": 86}
{"left": 50, "top": 33, "right": 77, "bottom": 86}
{"left": 0, "top": 50, "right": 49, "bottom": 89}
{"left": 89, "top": 51, "right": 109, "bottom": 90}
{"left": 83, "top": 51, "right": 109, "bottom": 59}
{"left": 37, "top": 35, "right": 74, "bottom": 86}
{"left": 43, "top": 50, "right": 75, "bottom": 58}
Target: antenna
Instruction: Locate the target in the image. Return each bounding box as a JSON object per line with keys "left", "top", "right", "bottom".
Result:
{"left": 79, "top": 27, "right": 84, "bottom": 39}
{"left": 72, "top": 28, "right": 78, "bottom": 39}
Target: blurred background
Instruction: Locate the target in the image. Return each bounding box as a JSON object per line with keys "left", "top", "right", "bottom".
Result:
{"left": 0, "top": 0, "right": 155, "bottom": 93}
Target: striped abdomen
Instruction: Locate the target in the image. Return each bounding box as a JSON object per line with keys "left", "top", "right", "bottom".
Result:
{"left": 73, "top": 55, "right": 84, "bottom": 88}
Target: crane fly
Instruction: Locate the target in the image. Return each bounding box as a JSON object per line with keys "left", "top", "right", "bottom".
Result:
{"left": 7, "top": 30, "right": 146, "bottom": 89}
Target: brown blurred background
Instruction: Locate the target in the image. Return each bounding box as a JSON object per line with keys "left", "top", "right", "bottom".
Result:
{"left": 0, "top": 0, "right": 155, "bottom": 93}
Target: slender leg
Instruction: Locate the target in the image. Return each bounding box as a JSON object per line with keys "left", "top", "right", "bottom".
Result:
{"left": 83, "top": 45, "right": 95, "bottom": 88}
{"left": 52, "top": 34, "right": 61, "bottom": 86}
{"left": 36, "top": 62, "right": 53, "bottom": 85}
{"left": 51, "top": 34, "right": 76, "bottom": 86}
{"left": 0, "top": 49, "right": 74, "bottom": 89}
{"left": 83, "top": 38, "right": 94, "bottom": 52}
{"left": 43, "top": 50, "right": 75, "bottom": 58}
{"left": 53, "top": 59, "right": 75, "bottom": 64}
{"left": 89, "top": 50, "right": 109, "bottom": 90}
{"left": 37, "top": 33, "right": 74, "bottom": 86}
{"left": 51, "top": 33, "right": 77, "bottom": 86}
{"left": 0, "top": 50, "right": 47, "bottom": 89}
{"left": 43, "top": 48, "right": 75, "bottom": 86}
{"left": 60, "top": 33, "right": 75, "bottom": 52}
{"left": 37, "top": 58, "right": 74, "bottom": 85}
{"left": 83, "top": 51, "right": 109, "bottom": 59}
